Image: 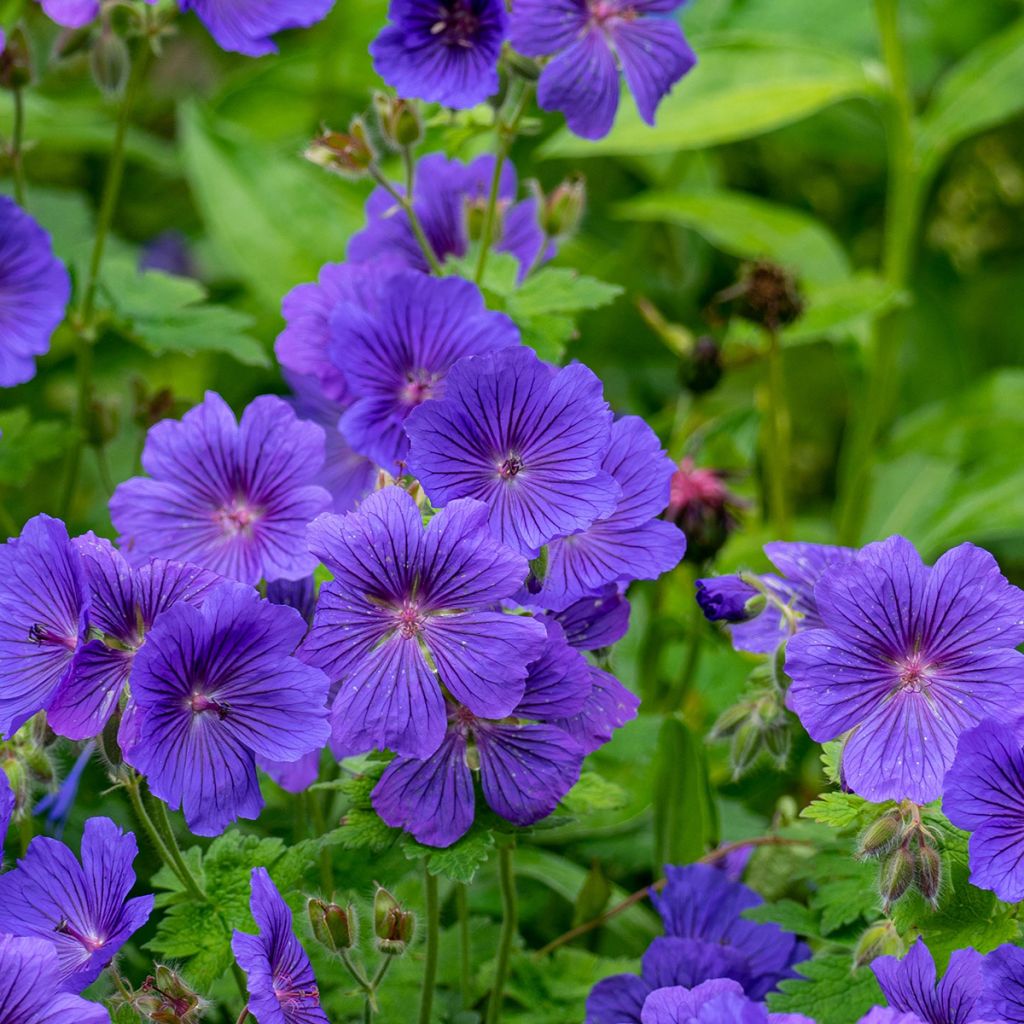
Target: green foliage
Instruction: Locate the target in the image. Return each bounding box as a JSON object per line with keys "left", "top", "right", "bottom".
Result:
{"left": 768, "top": 954, "right": 884, "bottom": 1024}
{"left": 0, "top": 407, "right": 71, "bottom": 485}
{"left": 800, "top": 792, "right": 895, "bottom": 831}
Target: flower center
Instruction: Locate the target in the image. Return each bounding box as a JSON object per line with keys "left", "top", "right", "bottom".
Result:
{"left": 396, "top": 602, "right": 426, "bottom": 640}
{"left": 189, "top": 692, "right": 230, "bottom": 720}
{"left": 589, "top": 0, "right": 637, "bottom": 26}
{"left": 215, "top": 498, "right": 260, "bottom": 537}
{"left": 498, "top": 454, "right": 525, "bottom": 480}
{"left": 28, "top": 623, "right": 77, "bottom": 651}
{"left": 401, "top": 370, "right": 437, "bottom": 408}
{"left": 897, "top": 654, "right": 932, "bottom": 693}
{"left": 55, "top": 919, "right": 105, "bottom": 954}
{"left": 431, "top": 1, "right": 479, "bottom": 48}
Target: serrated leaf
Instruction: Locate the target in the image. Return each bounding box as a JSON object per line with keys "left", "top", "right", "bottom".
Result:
{"left": 561, "top": 772, "right": 628, "bottom": 816}
{"left": 806, "top": 852, "right": 880, "bottom": 935}
{"left": 768, "top": 954, "right": 884, "bottom": 1024}
{"left": 402, "top": 825, "right": 496, "bottom": 884}
{"left": 801, "top": 792, "right": 894, "bottom": 831}
{"left": 0, "top": 408, "right": 72, "bottom": 486}
{"left": 505, "top": 269, "right": 623, "bottom": 318}
{"left": 743, "top": 899, "right": 820, "bottom": 938}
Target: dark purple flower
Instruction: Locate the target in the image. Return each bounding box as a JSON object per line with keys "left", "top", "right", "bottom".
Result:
{"left": 509, "top": 0, "right": 697, "bottom": 141}
{"left": 47, "top": 535, "right": 220, "bottom": 742}
{"left": 300, "top": 486, "right": 547, "bottom": 759}
{"left": 125, "top": 582, "right": 331, "bottom": 836}
{"left": 332, "top": 271, "right": 519, "bottom": 470}
{"left": 349, "top": 154, "right": 550, "bottom": 282}
{"left": 552, "top": 586, "right": 631, "bottom": 650}
{"left": 181, "top": 0, "right": 335, "bottom": 56}
{"left": 552, "top": 665, "right": 638, "bottom": 754}
{"left": 0, "top": 769, "right": 13, "bottom": 859}
{"left": 110, "top": 392, "right": 332, "bottom": 586}
{"left": 980, "top": 944, "right": 1024, "bottom": 1023}
{"left": 0, "top": 197, "right": 71, "bottom": 387}
{"left": 638, "top": 980, "right": 815, "bottom": 1024}
{"left": 871, "top": 938, "right": 987, "bottom": 1024}
{"left": 35, "top": 742, "right": 95, "bottom": 836}
{"left": 406, "top": 346, "right": 620, "bottom": 557}
{"left": 232, "top": 867, "right": 327, "bottom": 1024}
{"left": 695, "top": 576, "right": 760, "bottom": 623}
{"left": 729, "top": 542, "right": 858, "bottom": 655}
{"left": 0, "top": 934, "right": 109, "bottom": 1024}
{"left": 372, "top": 621, "right": 590, "bottom": 846}
{"left": 37, "top": 0, "right": 99, "bottom": 28}
{"left": 258, "top": 749, "right": 322, "bottom": 795}
{"left": 140, "top": 231, "right": 197, "bottom": 278}
{"left": 944, "top": 718, "right": 1024, "bottom": 902}
{"left": 786, "top": 537, "right": 1024, "bottom": 804}
{"left": 526, "top": 416, "right": 685, "bottom": 610}
{"left": 857, "top": 1013, "right": 926, "bottom": 1024}
{"left": 0, "top": 515, "right": 88, "bottom": 739}
{"left": 267, "top": 574, "right": 318, "bottom": 625}
{"left": 0, "top": 816, "right": 153, "bottom": 992}
{"left": 371, "top": 0, "right": 507, "bottom": 108}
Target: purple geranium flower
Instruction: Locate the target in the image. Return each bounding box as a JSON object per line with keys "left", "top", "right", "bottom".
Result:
{"left": 37, "top": 0, "right": 99, "bottom": 27}
{"left": 786, "top": 537, "right": 1024, "bottom": 804}
{"left": 552, "top": 664, "right": 638, "bottom": 754}
{"left": 349, "top": 153, "right": 550, "bottom": 282}
{"left": 47, "top": 535, "right": 219, "bottom": 742}
{"left": 0, "top": 197, "right": 71, "bottom": 387}
{"left": 980, "top": 945, "right": 1024, "bottom": 1023}
{"left": 526, "top": 416, "right": 685, "bottom": 610}
{"left": 232, "top": 867, "right": 328, "bottom": 1024}
{"left": 695, "top": 576, "right": 761, "bottom": 623}
{"left": 552, "top": 585, "right": 631, "bottom": 650}
{"left": 0, "top": 816, "right": 153, "bottom": 992}
{"left": 509, "top": 0, "right": 697, "bottom": 141}
{"left": 110, "top": 392, "right": 332, "bottom": 586}
{"left": 406, "top": 346, "right": 620, "bottom": 557}
{"left": 371, "top": 0, "right": 507, "bottom": 108}
{"left": 124, "top": 582, "right": 331, "bottom": 836}
{"left": 35, "top": 742, "right": 95, "bottom": 836}
{"left": 857, "top": 1014, "right": 930, "bottom": 1024}
{"left": 332, "top": 271, "right": 520, "bottom": 471}
{"left": 181, "top": 0, "right": 335, "bottom": 56}
{"left": 259, "top": 749, "right": 323, "bottom": 795}
{"left": 300, "top": 486, "right": 547, "bottom": 759}
{"left": 373, "top": 618, "right": 590, "bottom": 846}
{"left": 944, "top": 718, "right": 1024, "bottom": 902}
{"left": 0, "top": 515, "right": 88, "bottom": 739}
{"left": 639, "top": 980, "right": 814, "bottom": 1024}
{"left": 0, "top": 934, "right": 109, "bottom": 1024}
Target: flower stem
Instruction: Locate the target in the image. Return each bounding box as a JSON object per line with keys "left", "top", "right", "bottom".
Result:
{"left": 9, "top": 86, "right": 27, "bottom": 207}
{"left": 485, "top": 845, "right": 517, "bottom": 1024}
{"left": 763, "top": 327, "right": 792, "bottom": 538}
{"left": 369, "top": 166, "right": 443, "bottom": 275}
{"left": 457, "top": 882, "right": 472, "bottom": 1008}
{"left": 417, "top": 866, "right": 440, "bottom": 1024}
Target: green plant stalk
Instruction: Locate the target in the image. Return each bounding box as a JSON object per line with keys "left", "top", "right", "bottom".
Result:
{"left": 457, "top": 882, "right": 472, "bottom": 1008}
{"left": 764, "top": 328, "right": 792, "bottom": 539}
{"left": 485, "top": 846, "right": 518, "bottom": 1024}
{"left": 836, "top": 0, "right": 923, "bottom": 543}
{"left": 369, "top": 166, "right": 443, "bottom": 275}
{"left": 310, "top": 791, "right": 334, "bottom": 896}
{"left": 10, "top": 86, "right": 27, "bottom": 206}
{"left": 418, "top": 867, "right": 440, "bottom": 1024}
{"left": 147, "top": 789, "right": 206, "bottom": 903}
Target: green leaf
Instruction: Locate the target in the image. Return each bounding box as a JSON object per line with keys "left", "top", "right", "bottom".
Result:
{"left": 505, "top": 269, "right": 623, "bottom": 318}
{"left": 768, "top": 954, "right": 884, "bottom": 1024}
{"left": 615, "top": 190, "right": 849, "bottom": 286}
{"left": 801, "top": 792, "right": 895, "bottom": 831}
{"left": 0, "top": 408, "right": 72, "bottom": 486}
{"left": 743, "top": 899, "right": 820, "bottom": 938}
{"left": 560, "top": 772, "right": 628, "bottom": 815}
{"left": 402, "top": 826, "right": 496, "bottom": 885}
{"left": 806, "top": 851, "right": 880, "bottom": 935}
{"left": 102, "top": 261, "right": 269, "bottom": 367}
{"left": 540, "top": 36, "right": 877, "bottom": 158}
{"left": 784, "top": 275, "right": 909, "bottom": 344}
{"left": 917, "top": 19, "right": 1024, "bottom": 176}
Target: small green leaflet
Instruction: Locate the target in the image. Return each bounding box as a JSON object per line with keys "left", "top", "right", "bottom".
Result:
{"left": 801, "top": 792, "right": 896, "bottom": 831}
{"left": 0, "top": 408, "right": 71, "bottom": 486}
{"left": 767, "top": 954, "right": 884, "bottom": 1024}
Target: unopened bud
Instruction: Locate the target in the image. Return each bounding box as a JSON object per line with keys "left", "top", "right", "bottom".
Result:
{"left": 373, "top": 886, "right": 415, "bottom": 955}
{"left": 710, "top": 701, "right": 751, "bottom": 740}
{"left": 308, "top": 898, "right": 356, "bottom": 953}
{"left": 137, "top": 965, "right": 203, "bottom": 1024}
{"left": 880, "top": 846, "right": 915, "bottom": 910}
{"left": 0, "top": 28, "right": 32, "bottom": 90}
{"left": 680, "top": 336, "right": 723, "bottom": 395}
{"left": 373, "top": 92, "right": 422, "bottom": 149}
{"left": 465, "top": 195, "right": 504, "bottom": 244}
{"left": 730, "top": 722, "right": 763, "bottom": 780}
{"left": 915, "top": 843, "right": 942, "bottom": 907}
{"left": 735, "top": 261, "right": 804, "bottom": 332}
{"left": 540, "top": 175, "right": 586, "bottom": 240}
{"left": 90, "top": 30, "right": 131, "bottom": 97}
{"left": 305, "top": 120, "right": 374, "bottom": 178}
{"left": 853, "top": 920, "right": 903, "bottom": 968}
{"left": 857, "top": 811, "right": 903, "bottom": 860}
{"left": 505, "top": 51, "right": 541, "bottom": 81}
{"left": 763, "top": 722, "right": 791, "bottom": 766}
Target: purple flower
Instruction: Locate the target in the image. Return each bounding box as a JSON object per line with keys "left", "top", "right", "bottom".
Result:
{"left": 980, "top": 944, "right": 1024, "bottom": 1023}
{"left": 258, "top": 749, "right": 322, "bottom": 794}
{"left": 181, "top": 0, "right": 335, "bottom": 56}
{"left": 943, "top": 718, "right": 1024, "bottom": 902}
{"left": 37, "top": 0, "right": 99, "bottom": 28}
{"left": 0, "top": 934, "right": 109, "bottom": 1024}
{"left": 526, "top": 416, "right": 685, "bottom": 611}
{"left": 47, "top": 535, "right": 220, "bottom": 741}
{"left": 35, "top": 742, "right": 95, "bottom": 836}
{"left": 406, "top": 346, "right": 620, "bottom": 557}
{"left": 140, "top": 231, "right": 197, "bottom": 278}
{"left": 552, "top": 665, "right": 638, "bottom": 754}
{"left": 349, "top": 153, "right": 550, "bottom": 282}
{"left": 871, "top": 939, "right": 988, "bottom": 1024}
{"left": 300, "top": 486, "right": 547, "bottom": 759}
{"left": 0, "top": 197, "right": 71, "bottom": 387}
{"left": 371, "top": 0, "right": 507, "bottom": 108}
{"left": 372, "top": 619, "right": 590, "bottom": 846}
{"left": 695, "top": 576, "right": 760, "bottom": 623}
{"left": 729, "top": 542, "right": 858, "bottom": 655}
{"left": 509, "top": 0, "right": 697, "bottom": 141}
{"left": 332, "top": 272, "right": 520, "bottom": 470}
{"left": 1, "top": 770, "right": 13, "bottom": 858}
{"left": 124, "top": 582, "right": 331, "bottom": 836}
{"left": 638, "top": 980, "right": 815, "bottom": 1024}
{"left": 857, "top": 1013, "right": 928, "bottom": 1024}
{"left": 232, "top": 867, "right": 327, "bottom": 1024}
{"left": 552, "top": 585, "right": 631, "bottom": 650}
{"left": 0, "top": 816, "right": 153, "bottom": 992}
{"left": 786, "top": 537, "right": 1024, "bottom": 804}
{"left": 0, "top": 515, "right": 88, "bottom": 739}
{"left": 110, "top": 392, "right": 332, "bottom": 586}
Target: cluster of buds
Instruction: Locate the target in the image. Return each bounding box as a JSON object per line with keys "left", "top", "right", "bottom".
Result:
{"left": 133, "top": 966, "right": 205, "bottom": 1024}
{"left": 858, "top": 804, "right": 942, "bottom": 912}
{"left": 305, "top": 121, "right": 375, "bottom": 179}
{"left": 308, "top": 886, "right": 415, "bottom": 960}
{"left": 712, "top": 680, "right": 792, "bottom": 779}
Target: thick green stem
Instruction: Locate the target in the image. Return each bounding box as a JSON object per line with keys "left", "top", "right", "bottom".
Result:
{"left": 10, "top": 87, "right": 27, "bottom": 206}
{"left": 485, "top": 846, "right": 517, "bottom": 1024}
{"left": 147, "top": 791, "right": 205, "bottom": 902}
{"left": 418, "top": 867, "right": 440, "bottom": 1024}
{"left": 763, "top": 329, "right": 792, "bottom": 538}
{"left": 457, "top": 882, "right": 472, "bottom": 1008}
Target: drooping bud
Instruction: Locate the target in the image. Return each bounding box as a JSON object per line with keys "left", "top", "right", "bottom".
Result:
{"left": 880, "top": 846, "right": 915, "bottom": 910}
{"left": 730, "top": 722, "right": 764, "bottom": 780}
{"left": 695, "top": 576, "right": 763, "bottom": 624}
{"left": 856, "top": 810, "right": 903, "bottom": 861}
{"left": 915, "top": 842, "right": 942, "bottom": 907}
{"left": 308, "top": 898, "right": 357, "bottom": 953}
{"left": 539, "top": 174, "right": 586, "bottom": 241}
{"left": 763, "top": 722, "right": 791, "bottom": 766}
{"left": 90, "top": 28, "right": 131, "bottom": 97}
{"left": 680, "top": 335, "right": 724, "bottom": 395}
{"left": 373, "top": 886, "right": 415, "bottom": 955}
{"left": 136, "top": 965, "right": 204, "bottom": 1024}
{"left": 373, "top": 92, "right": 422, "bottom": 149}
{"left": 0, "top": 27, "right": 32, "bottom": 90}
{"left": 305, "top": 120, "right": 374, "bottom": 178}
{"left": 665, "top": 459, "right": 743, "bottom": 564}
{"left": 853, "top": 920, "right": 903, "bottom": 968}
{"left": 734, "top": 261, "right": 805, "bottom": 332}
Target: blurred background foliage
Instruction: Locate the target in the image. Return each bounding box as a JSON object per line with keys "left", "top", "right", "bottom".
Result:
{"left": 2, "top": 0, "right": 1024, "bottom": 1020}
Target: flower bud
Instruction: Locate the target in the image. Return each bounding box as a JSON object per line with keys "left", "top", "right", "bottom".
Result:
{"left": 695, "top": 576, "right": 762, "bottom": 624}
{"left": 763, "top": 722, "right": 791, "bottom": 766}
{"left": 137, "top": 965, "right": 203, "bottom": 1024}
{"left": 857, "top": 810, "right": 903, "bottom": 860}
{"left": 680, "top": 335, "right": 724, "bottom": 395}
{"left": 465, "top": 195, "right": 505, "bottom": 245}
{"left": 734, "top": 261, "right": 804, "bottom": 332}
{"left": 710, "top": 701, "right": 752, "bottom": 741}
{"left": 305, "top": 120, "right": 374, "bottom": 178}
{"left": 540, "top": 175, "right": 586, "bottom": 240}
{"left": 853, "top": 920, "right": 903, "bottom": 968}
{"left": 0, "top": 27, "right": 32, "bottom": 90}
{"left": 373, "top": 886, "right": 415, "bottom": 955}
{"left": 665, "top": 459, "right": 743, "bottom": 565}
{"left": 880, "top": 846, "right": 915, "bottom": 910}
{"left": 373, "top": 92, "right": 422, "bottom": 149}
{"left": 730, "top": 722, "right": 764, "bottom": 780}
{"left": 915, "top": 842, "right": 942, "bottom": 907}
{"left": 90, "top": 29, "right": 131, "bottom": 98}
{"left": 308, "top": 898, "right": 356, "bottom": 953}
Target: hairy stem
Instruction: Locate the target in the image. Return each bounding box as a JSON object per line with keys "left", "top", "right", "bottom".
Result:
{"left": 485, "top": 846, "right": 518, "bottom": 1024}
{"left": 418, "top": 867, "right": 440, "bottom": 1024}
{"left": 457, "top": 882, "right": 472, "bottom": 1008}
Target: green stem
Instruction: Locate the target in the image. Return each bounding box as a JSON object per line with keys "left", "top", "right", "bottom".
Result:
{"left": 10, "top": 86, "right": 27, "bottom": 207}
{"left": 369, "top": 167, "right": 442, "bottom": 275}
{"left": 309, "top": 790, "right": 334, "bottom": 896}
{"left": 147, "top": 790, "right": 205, "bottom": 902}
{"left": 457, "top": 883, "right": 472, "bottom": 1008}
{"left": 418, "top": 867, "right": 440, "bottom": 1024}
{"left": 666, "top": 571, "right": 705, "bottom": 711}
{"left": 485, "top": 846, "right": 517, "bottom": 1024}
{"left": 763, "top": 328, "right": 792, "bottom": 538}
{"left": 107, "top": 964, "right": 134, "bottom": 1002}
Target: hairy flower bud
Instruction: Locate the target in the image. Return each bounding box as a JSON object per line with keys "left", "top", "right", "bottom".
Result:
{"left": 730, "top": 722, "right": 764, "bottom": 780}
{"left": 305, "top": 120, "right": 374, "bottom": 178}
{"left": 90, "top": 29, "right": 131, "bottom": 98}
{"left": 857, "top": 810, "right": 904, "bottom": 860}
{"left": 763, "top": 722, "right": 791, "bottom": 766}
{"left": 539, "top": 174, "right": 586, "bottom": 240}
{"left": 915, "top": 842, "right": 942, "bottom": 907}
{"left": 680, "top": 335, "right": 724, "bottom": 395}
{"left": 373, "top": 92, "right": 422, "bottom": 149}
{"left": 853, "top": 920, "right": 903, "bottom": 968}
{"left": 136, "top": 965, "right": 204, "bottom": 1024}
{"left": 308, "top": 898, "right": 356, "bottom": 953}
{"left": 880, "top": 846, "right": 915, "bottom": 910}
{"left": 373, "top": 886, "right": 414, "bottom": 955}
